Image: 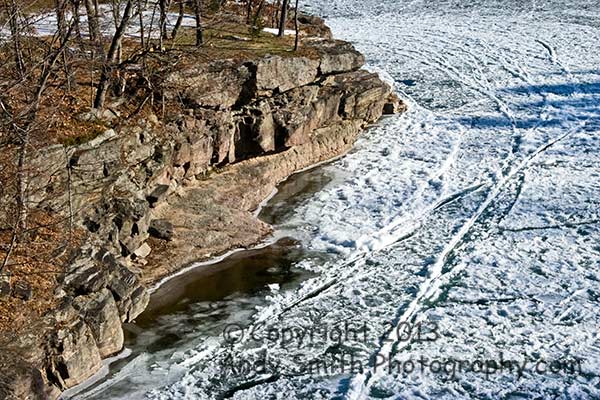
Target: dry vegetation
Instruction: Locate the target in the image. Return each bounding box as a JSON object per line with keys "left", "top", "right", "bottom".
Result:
{"left": 0, "top": 0, "right": 305, "bottom": 334}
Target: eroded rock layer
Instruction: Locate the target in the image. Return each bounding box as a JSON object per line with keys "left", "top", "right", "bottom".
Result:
{"left": 0, "top": 24, "right": 405, "bottom": 399}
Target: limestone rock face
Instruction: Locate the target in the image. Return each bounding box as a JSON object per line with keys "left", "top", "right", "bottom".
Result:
{"left": 312, "top": 40, "right": 366, "bottom": 75}
{"left": 164, "top": 60, "right": 252, "bottom": 108}
{"left": 73, "top": 289, "right": 124, "bottom": 358}
{"left": 149, "top": 219, "right": 174, "bottom": 240}
{"left": 1, "top": 31, "right": 407, "bottom": 399}
{"left": 0, "top": 357, "right": 48, "bottom": 400}
{"left": 255, "top": 56, "right": 320, "bottom": 93}
{"left": 329, "top": 70, "right": 393, "bottom": 123}
{"left": 49, "top": 318, "right": 102, "bottom": 389}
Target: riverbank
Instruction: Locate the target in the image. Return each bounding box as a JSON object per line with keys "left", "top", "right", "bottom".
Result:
{"left": 62, "top": 164, "right": 339, "bottom": 398}
{"left": 0, "top": 14, "right": 405, "bottom": 399}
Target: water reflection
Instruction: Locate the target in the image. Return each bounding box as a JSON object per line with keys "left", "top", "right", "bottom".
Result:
{"left": 70, "top": 162, "right": 337, "bottom": 399}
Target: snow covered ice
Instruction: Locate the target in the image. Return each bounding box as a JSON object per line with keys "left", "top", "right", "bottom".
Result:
{"left": 69, "top": 0, "right": 600, "bottom": 399}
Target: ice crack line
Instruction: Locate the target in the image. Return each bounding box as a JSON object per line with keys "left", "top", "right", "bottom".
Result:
{"left": 345, "top": 122, "right": 584, "bottom": 400}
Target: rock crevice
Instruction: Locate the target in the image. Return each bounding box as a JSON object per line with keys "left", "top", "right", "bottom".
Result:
{"left": 0, "top": 21, "right": 406, "bottom": 399}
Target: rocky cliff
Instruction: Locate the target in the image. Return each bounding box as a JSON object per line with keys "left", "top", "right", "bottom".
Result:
{"left": 0, "top": 18, "right": 405, "bottom": 399}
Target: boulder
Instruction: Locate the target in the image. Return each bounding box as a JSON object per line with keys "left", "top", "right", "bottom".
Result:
{"left": 164, "top": 60, "right": 252, "bottom": 109}
{"left": 255, "top": 56, "right": 319, "bottom": 93}
{"left": 311, "top": 40, "right": 365, "bottom": 75}
{"left": 26, "top": 144, "right": 68, "bottom": 207}
{"left": 146, "top": 184, "right": 170, "bottom": 207}
{"left": 113, "top": 197, "right": 151, "bottom": 256}
{"left": 298, "top": 14, "right": 333, "bottom": 39}
{"left": 383, "top": 93, "right": 407, "bottom": 114}
{"left": 49, "top": 319, "right": 102, "bottom": 388}
{"left": 149, "top": 219, "right": 174, "bottom": 241}
{"left": 0, "top": 357, "right": 47, "bottom": 400}
{"left": 325, "top": 70, "right": 392, "bottom": 123}
{"left": 76, "top": 108, "right": 120, "bottom": 123}
{"left": 70, "top": 134, "right": 122, "bottom": 183}
{"left": 173, "top": 142, "right": 192, "bottom": 167}
{"left": 73, "top": 289, "right": 124, "bottom": 358}
{"left": 63, "top": 260, "right": 107, "bottom": 295}
{"left": 105, "top": 259, "right": 149, "bottom": 322}
{"left": 133, "top": 243, "right": 152, "bottom": 258}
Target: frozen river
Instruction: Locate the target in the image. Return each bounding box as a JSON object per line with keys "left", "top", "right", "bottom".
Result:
{"left": 70, "top": 0, "right": 600, "bottom": 398}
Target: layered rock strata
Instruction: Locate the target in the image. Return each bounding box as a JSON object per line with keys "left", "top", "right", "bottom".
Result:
{"left": 0, "top": 20, "right": 405, "bottom": 399}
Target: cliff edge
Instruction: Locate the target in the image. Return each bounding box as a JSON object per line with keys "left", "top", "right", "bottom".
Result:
{"left": 0, "top": 16, "right": 406, "bottom": 399}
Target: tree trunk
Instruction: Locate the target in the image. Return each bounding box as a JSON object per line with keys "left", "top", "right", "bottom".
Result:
{"left": 159, "top": 0, "right": 171, "bottom": 42}
{"left": 171, "top": 0, "right": 185, "bottom": 39}
{"left": 69, "top": 0, "right": 83, "bottom": 41}
{"left": 193, "top": 0, "right": 203, "bottom": 46}
{"left": 6, "top": 0, "right": 25, "bottom": 78}
{"left": 138, "top": 0, "right": 145, "bottom": 49}
{"left": 273, "top": 0, "right": 280, "bottom": 28}
{"left": 56, "top": 0, "right": 75, "bottom": 90}
{"left": 94, "top": 0, "right": 134, "bottom": 109}
{"left": 55, "top": 0, "right": 67, "bottom": 39}
{"left": 246, "top": 0, "right": 252, "bottom": 24}
{"left": 84, "top": 0, "right": 101, "bottom": 43}
{"left": 294, "top": 0, "right": 299, "bottom": 50}
{"left": 277, "top": 0, "right": 289, "bottom": 37}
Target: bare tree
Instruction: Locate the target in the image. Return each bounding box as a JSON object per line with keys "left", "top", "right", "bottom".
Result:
{"left": 4, "top": 0, "right": 26, "bottom": 78}
{"left": 55, "top": 0, "right": 77, "bottom": 90}
{"left": 293, "top": 0, "right": 299, "bottom": 50}
{"left": 69, "top": 0, "right": 83, "bottom": 41}
{"left": 193, "top": 0, "right": 203, "bottom": 46}
{"left": 84, "top": 0, "right": 101, "bottom": 44}
{"left": 159, "top": 0, "right": 172, "bottom": 43}
{"left": 137, "top": 0, "right": 146, "bottom": 49}
{"left": 277, "top": 0, "right": 289, "bottom": 37}
{"left": 0, "top": 16, "right": 76, "bottom": 276}
{"left": 272, "top": 0, "right": 280, "bottom": 28}
{"left": 171, "top": 0, "right": 185, "bottom": 39}
{"left": 55, "top": 0, "right": 67, "bottom": 38}
{"left": 246, "top": 0, "right": 253, "bottom": 24}
{"left": 94, "top": 0, "right": 135, "bottom": 109}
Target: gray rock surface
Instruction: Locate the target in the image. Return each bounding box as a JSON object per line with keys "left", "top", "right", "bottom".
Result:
{"left": 164, "top": 60, "right": 252, "bottom": 109}
{"left": 0, "top": 28, "right": 406, "bottom": 399}
{"left": 147, "top": 185, "right": 170, "bottom": 207}
{"left": 313, "top": 40, "right": 365, "bottom": 74}
{"left": 73, "top": 289, "right": 124, "bottom": 358}
{"left": 255, "top": 56, "right": 320, "bottom": 93}
{"left": 149, "top": 219, "right": 174, "bottom": 241}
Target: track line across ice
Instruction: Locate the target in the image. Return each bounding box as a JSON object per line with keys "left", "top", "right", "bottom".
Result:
{"left": 346, "top": 121, "right": 587, "bottom": 400}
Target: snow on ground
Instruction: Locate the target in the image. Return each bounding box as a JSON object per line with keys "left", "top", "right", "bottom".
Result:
{"left": 70, "top": 1, "right": 600, "bottom": 399}
{"left": 1, "top": 3, "right": 196, "bottom": 41}
{"left": 263, "top": 27, "right": 297, "bottom": 36}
